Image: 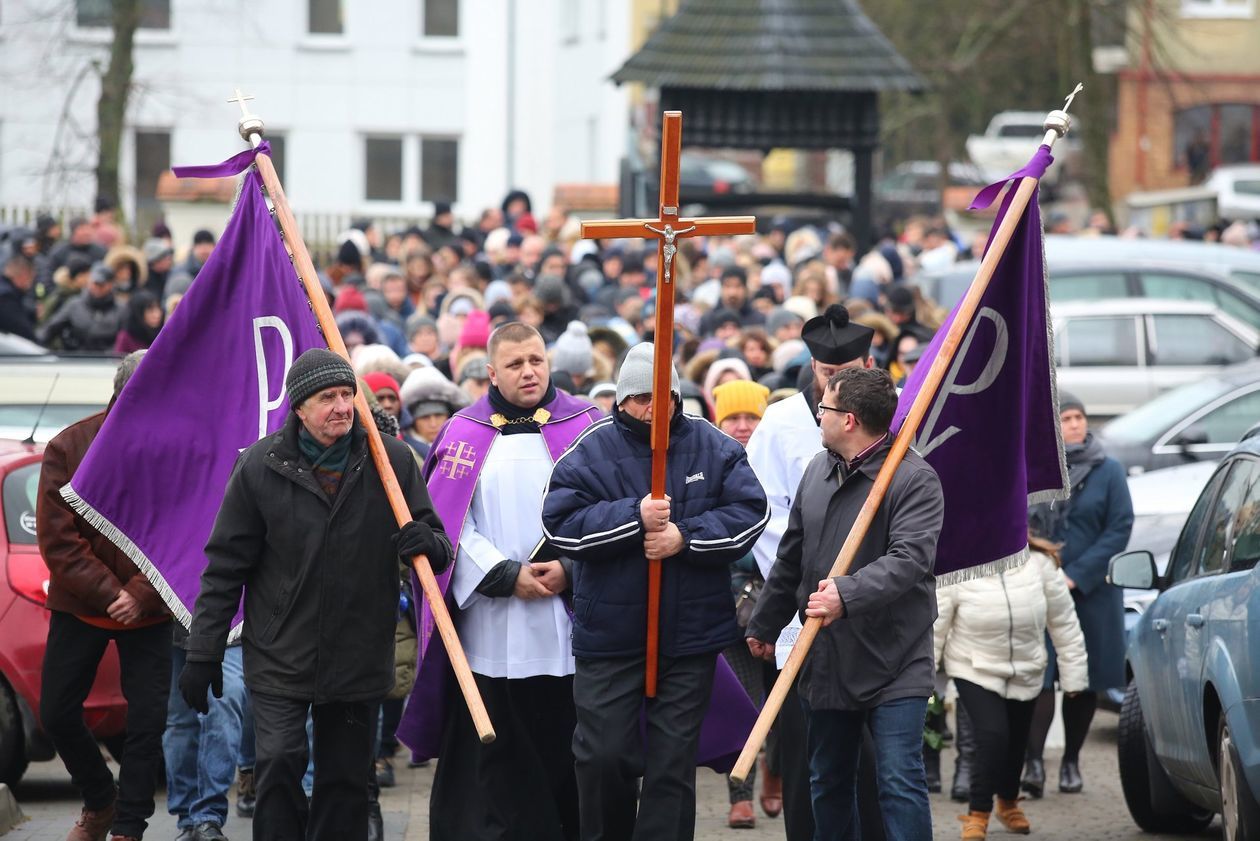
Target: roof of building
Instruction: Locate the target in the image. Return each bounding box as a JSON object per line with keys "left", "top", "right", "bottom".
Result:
{"left": 612, "top": 0, "right": 925, "bottom": 93}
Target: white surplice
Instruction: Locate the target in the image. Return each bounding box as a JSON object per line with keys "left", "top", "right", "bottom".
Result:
{"left": 745, "top": 390, "right": 823, "bottom": 666}
{"left": 449, "top": 433, "right": 573, "bottom": 679}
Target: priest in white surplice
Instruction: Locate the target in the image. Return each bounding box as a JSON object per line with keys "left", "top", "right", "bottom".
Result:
{"left": 744, "top": 304, "right": 874, "bottom": 841}
{"left": 422, "top": 322, "right": 599, "bottom": 841}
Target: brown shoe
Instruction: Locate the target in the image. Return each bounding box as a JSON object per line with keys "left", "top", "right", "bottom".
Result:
{"left": 65, "top": 800, "right": 115, "bottom": 841}
{"left": 727, "top": 800, "right": 756, "bottom": 828}
{"left": 958, "top": 810, "right": 990, "bottom": 840}
{"left": 758, "top": 756, "right": 783, "bottom": 818}
{"left": 995, "top": 797, "right": 1031, "bottom": 834}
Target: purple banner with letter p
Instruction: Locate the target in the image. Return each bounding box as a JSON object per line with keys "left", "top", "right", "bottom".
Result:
{"left": 61, "top": 144, "right": 326, "bottom": 636}
{"left": 892, "top": 145, "right": 1068, "bottom": 584}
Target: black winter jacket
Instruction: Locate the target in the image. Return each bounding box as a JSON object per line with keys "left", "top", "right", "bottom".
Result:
{"left": 187, "top": 412, "right": 450, "bottom": 703}
{"left": 542, "top": 409, "right": 769, "bottom": 659}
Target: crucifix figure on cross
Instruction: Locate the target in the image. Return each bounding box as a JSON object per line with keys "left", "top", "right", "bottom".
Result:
{"left": 580, "top": 111, "right": 756, "bottom": 697}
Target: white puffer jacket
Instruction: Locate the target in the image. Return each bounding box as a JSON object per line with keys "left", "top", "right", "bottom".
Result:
{"left": 933, "top": 552, "right": 1088, "bottom": 701}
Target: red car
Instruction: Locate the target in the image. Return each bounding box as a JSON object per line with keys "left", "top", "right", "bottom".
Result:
{"left": 0, "top": 443, "right": 127, "bottom": 785}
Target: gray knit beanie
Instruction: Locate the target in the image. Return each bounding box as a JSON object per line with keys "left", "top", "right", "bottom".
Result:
{"left": 552, "top": 321, "right": 593, "bottom": 376}
{"left": 616, "top": 342, "right": 681, "bottom": 405}
{"left": 286, "top": 348, "right": 357, "bottom": 409}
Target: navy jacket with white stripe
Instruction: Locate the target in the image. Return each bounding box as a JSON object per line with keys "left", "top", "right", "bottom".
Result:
{"left": 542, "top": 407, "right": 769, "bottom": 659}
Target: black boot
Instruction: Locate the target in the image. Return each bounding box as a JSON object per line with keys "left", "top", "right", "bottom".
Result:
{"left": 923, "top": 744, "right": 942, "bottom": 794}
{"left": 367, "top": 799, "right": 384, "bottom": 841}
{"left": 951, "top": 701, "right": 975, "bottom": 803}
{"left": 1021, "top": 757, "right": 1046, "bottom": 799}
{"left": 1059, "top": 759, "right": 1083, "bottom": 793}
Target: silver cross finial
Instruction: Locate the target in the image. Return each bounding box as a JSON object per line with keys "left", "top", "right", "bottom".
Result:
{"left": 228, "top": 88, "right": 255, "bottom": 118}
{"left": 1062, "top": 83, "right": 1084, "bottom": 116}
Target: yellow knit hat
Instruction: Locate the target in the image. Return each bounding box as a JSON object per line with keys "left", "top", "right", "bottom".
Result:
{"left": 713, "top": 380, "right": 770, "bottom": 425}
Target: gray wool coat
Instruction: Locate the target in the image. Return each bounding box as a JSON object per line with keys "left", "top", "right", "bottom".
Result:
{"left": 747, "top": 440, "right": 944, "bottom": 711}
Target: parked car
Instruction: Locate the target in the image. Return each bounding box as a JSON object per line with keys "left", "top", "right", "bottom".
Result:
{"left": 0, "top": 447, "right": 127, "bottom": 785}
{"left": 965, "top": 111, "right": 1082, "bottom": 186}
{"left": 0, "top": 357, "right": 116, "bottom": 443}
{"left": 1100, "top": 359, "right": 1260, "bottom": 475}
{"left": 873, "top": 160, "right": 988, "bottom": 221}
{"left": 1100, "top": 460, "right": 1221, "bottom": 714}
{"left": 921, "top": 259, "right": 1260, "bottom": 330}
{"left": 1052, "top": 299, "right": 1258, "bottom": 418}
{"left": 1204, "top": 164, "right": 1260, "bottom": 221}
{"left": 0, "top": 333, "right": 50, "bottom": 357}
{"left": 1108, "top": 429, "right": 1260, "bottom": 838}
{"left": 678, "top": 152, "right": 756, "bottom": 196}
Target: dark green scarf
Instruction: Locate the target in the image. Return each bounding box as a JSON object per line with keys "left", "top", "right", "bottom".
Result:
{"left": 298, "top": 426, "right": 352, "bottom": 498}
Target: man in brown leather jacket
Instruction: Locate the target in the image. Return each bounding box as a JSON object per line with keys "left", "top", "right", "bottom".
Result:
{"left": 37, "top": 351, "right": 172, "bottom": 841}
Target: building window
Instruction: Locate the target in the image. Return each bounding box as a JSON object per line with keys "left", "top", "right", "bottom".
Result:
{"left": 561, "top": 0, "right": 580, "bottom": 42}
{"left": 134, "top": 130, "right": 170, "bottom": 237}
{"left": 422, "top": 0, "right": 459, "bottom": 37}
{"left": 421, "top": 138, "right": 458, "bottom": 202}
{"left": 309, "top": 0, "right": 343, "bottom": 34}
{"left": 1174, "top": 103, "right": 1260, "bottom": 181}
{"left": 365, "top": 137, "right": 404, "bottom": 202}
{"left": 266, "top": 134, "right": 287, "bottom": 185}
{"left": 1181, "top": 0, "right": 1254, "bottom": 17}
{"left": 76, "top": 0, "right": 170, "bottom": 29}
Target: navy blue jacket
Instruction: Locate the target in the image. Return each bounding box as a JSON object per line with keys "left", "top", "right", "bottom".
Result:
{"left": 542, "top": 409, "right": 770, "bottom": 659}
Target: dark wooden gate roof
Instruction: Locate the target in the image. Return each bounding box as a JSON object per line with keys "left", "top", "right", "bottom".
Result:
{"left": 612, "top": 0, "right": 924, "bottom": 149}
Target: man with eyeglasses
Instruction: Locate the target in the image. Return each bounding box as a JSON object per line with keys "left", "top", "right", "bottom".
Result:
{"left": 542, "top": 341, "right": 769, "bottom": 841}
{"left": 743, "top": 303, "right": 875, "bottom": 840}
{"left": 747, "top": 366, "right": 944, "bottom": 840}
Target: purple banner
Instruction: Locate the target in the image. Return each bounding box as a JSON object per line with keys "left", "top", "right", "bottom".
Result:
{"left": 61, "top": 145, "right": 326, "bottom": 635}
{"left": 892, "top": 145, "right": 1067, "bottom": 583}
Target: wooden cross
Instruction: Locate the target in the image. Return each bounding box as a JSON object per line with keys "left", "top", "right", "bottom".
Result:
{"left": 580, "top": 111, "right": 755, "bottom": 697}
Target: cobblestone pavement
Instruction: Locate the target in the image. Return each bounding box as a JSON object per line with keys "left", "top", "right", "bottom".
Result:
{"left": 3, "top": 715, "right": 1221, "bottom": 840}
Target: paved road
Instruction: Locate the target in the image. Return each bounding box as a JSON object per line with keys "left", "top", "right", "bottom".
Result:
{"left": 3, "top": 714, "right": 1219, "bottom": 840}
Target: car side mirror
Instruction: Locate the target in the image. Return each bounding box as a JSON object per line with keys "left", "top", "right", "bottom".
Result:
{"left": 1108, "top": 550, "right": 1158, "bottom": 590}
{"left": 1174, "top": 424, "right": 1208, "bottom": 450}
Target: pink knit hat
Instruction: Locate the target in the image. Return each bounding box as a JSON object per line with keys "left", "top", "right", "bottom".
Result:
{"left": 458, "top": 309, "right": 491, "bottom": 350}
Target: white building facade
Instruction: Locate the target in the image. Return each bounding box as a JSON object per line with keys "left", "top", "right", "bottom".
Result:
{"left": 0, "top": 0, "right": 630, "bottom": 236}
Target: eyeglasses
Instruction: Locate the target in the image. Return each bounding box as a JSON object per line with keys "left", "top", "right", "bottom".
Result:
{"left": 817, "top": 403, "right": 857, "bottom": 423}
{"left": 626, "top": 393, "right": 654, "bottom": 406}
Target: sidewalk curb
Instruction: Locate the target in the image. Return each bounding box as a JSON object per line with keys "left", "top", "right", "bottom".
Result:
{"left": 0, "top": 783, "right": 28, "bottom": 835}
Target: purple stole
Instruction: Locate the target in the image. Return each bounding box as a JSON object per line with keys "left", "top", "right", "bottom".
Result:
{"left": 397, "top": 392, "right": 760, "bottom": 772}
{"left": 397, "top": 391, "right": 599, "bottom": 759}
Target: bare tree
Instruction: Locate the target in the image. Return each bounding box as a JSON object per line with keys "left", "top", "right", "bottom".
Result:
{"left": 94, "top": 0, "right": 141, "bottom": 206}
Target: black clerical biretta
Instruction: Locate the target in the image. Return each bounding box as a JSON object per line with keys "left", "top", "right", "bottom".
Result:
{"left": 801, "top": 304, "right": 874, "bottom": 365}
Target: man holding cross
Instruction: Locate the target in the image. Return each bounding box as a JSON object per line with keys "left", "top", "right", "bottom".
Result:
{"left": 542, "top": 343, "right": 769, "bottom": 841}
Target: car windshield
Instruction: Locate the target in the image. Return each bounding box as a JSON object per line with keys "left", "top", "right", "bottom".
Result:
{"left": 1235, "top": 179, "right": 1260, "bottom": 197}
{"left": 3, "top": 462, "right": 39, "bottom": 546}
{"left": 1103, "top": 378, "right": 1232, "bottom": 443}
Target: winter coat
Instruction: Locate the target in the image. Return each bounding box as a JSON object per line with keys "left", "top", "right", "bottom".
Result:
{"left": 542, "top": 409, "right": 770, "bottom": 659}
{"left": 1046, "top": 455, "right": 1133, "bottom": 691}
{"left": 36, "top": 410, "right": 167, "bottom": 622}
{"left": 933, "top": 552, "right": 1088, "bottom": 700}
{"left": 186, "top": 412, "right": 451, "bottom": 703}
{"left": 0, "top": 276, "right": 37, "bottom": 342}
{"left": 39, "top": 290, "right": 124, "bottom": 352}
{"left": 747, "top": 440, "right": 944, "bottom": 711}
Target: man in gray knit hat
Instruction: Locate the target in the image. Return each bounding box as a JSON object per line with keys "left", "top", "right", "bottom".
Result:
{"left": 182, "top": 347, "right": 452, "bottom": 841}
{"left": 543, "top": 342, "right": 769, "bottom": 841}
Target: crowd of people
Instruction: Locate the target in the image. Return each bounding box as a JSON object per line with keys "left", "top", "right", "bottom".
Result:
{"left": 17, "top": 185, "right": 1157, "bottom": 841}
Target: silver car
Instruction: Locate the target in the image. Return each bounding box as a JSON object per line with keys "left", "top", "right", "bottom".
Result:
{"left": 1052, "top": 299, "right": 1258, "bottom": 417}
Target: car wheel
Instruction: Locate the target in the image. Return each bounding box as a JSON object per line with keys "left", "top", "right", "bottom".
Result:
{"left": 1118, "top": 681, "right": 1214, "bottom": 833}
{"left": 1218, "top": 718, "right": 1260, "bottom": 841}
{"left": 0, "top": 679, "right": 29, "bottom": 786}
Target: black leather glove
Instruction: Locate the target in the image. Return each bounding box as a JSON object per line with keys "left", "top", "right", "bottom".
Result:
{"left": 179, "top": 659, "right": 223, "bottom": 715}
{"left": 394, "top": 520, "right": 449, "bottom": 573}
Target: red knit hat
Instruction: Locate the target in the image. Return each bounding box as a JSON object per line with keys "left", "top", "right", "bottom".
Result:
{"left": 334, "top": 285, "right": 368, "bottom": 314}
{"left": 362, "top": 371, "right": 401, "bottom": 398}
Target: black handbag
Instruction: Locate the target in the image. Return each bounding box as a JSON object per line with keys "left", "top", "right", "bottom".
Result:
{"left": 734, "top": 577, "right": 763, "bottom": 629}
